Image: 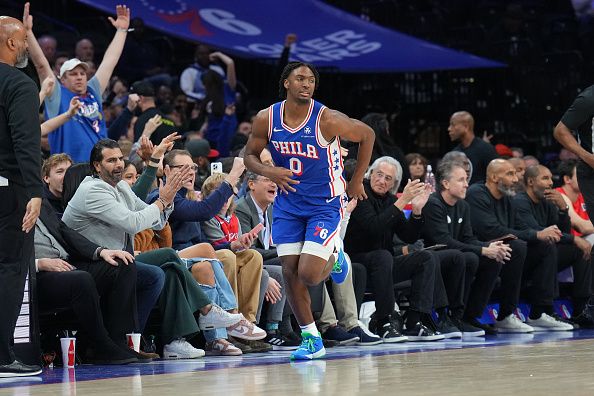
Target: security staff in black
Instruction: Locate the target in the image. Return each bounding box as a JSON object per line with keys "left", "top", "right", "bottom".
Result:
{"left": 0, "top": 16, "right": 43, "bottom": 377}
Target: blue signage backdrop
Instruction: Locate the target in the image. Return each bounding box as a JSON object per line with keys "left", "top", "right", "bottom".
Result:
{"left": 78, "top": 0, "right": 505, "bottom": 72}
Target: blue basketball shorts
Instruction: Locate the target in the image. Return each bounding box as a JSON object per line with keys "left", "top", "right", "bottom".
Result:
{"left": 272, "top": 193, "right": 346, "bottom": 260}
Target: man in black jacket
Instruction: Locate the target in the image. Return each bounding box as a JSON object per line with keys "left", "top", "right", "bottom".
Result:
{"left": 344, "top": 156, "right": 444, "bottom": 341}
{"left": 514, "top": 165, "right": 594, "bottom": 328}
{"left": 0, "top": 16, "right": 43, "bottom": 377}
{"left": 466, "top": 159, "right": 571, "bottom": 332}
{"left": 423, "top": 160, "right": 512, "bottom": 334}
{"left": 35, "top": 199, "right": 142, "bottom": 363}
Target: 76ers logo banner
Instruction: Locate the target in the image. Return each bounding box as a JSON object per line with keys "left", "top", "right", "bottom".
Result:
{"left": 77, "top": 0, "right": 503, "bottom": 72}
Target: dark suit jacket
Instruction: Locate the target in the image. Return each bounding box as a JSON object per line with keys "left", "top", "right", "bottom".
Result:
{"left": 235, "top": 193, "right": 278, "bottom": 261}
{"left": 38, "top": 199, "right": 99, "bottom": 262}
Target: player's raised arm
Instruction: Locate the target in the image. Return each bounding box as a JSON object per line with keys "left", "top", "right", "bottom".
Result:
{"left": 322, "top": 110, "right": 374, "bottom": 200}
{"left": 244, "top": 109, "right": 299, "bottom": 194}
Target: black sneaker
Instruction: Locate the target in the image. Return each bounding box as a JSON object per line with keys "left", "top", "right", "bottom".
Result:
{"left": 451, "top": 317, "right": 485, "bottom": 337}
{"left": 0, "top": 361, "right": 42, "bottom": 378}
{"left": 571, "top": 308, "right": 594, "bottom": 329}
{"left": 86, "top": 342, "right": 139, "bottom": 365}
{"left": 264, "top": 330, "right": 300, "bottom": 350}
{"left": 465, "top": 318, "right": 497, "bottom": 335}
{"left": 403, "top": 322, "right": 445, "bottom": 341}
{"left": 348, "top": 326, "right": 383, "bottom": 345}
{"left": 375, "top": 320, "right": 408, "bottom": 343}
{"left": 322, "top": 325, "right": 359, "bottom": 346}
{"left": 435, "top": 315, "right": 462, "bottom": 339}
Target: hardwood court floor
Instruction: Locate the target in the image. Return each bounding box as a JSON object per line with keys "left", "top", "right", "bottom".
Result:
{"left": 2, "top": 331, "right": 594, "bottom": 395}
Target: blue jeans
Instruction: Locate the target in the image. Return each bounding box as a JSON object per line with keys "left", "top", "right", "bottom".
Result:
{"left": 185, "top": 258, "right": 237, "bottom": 341}
{"left": 135, "top": 261, "right": 165, "bottom": 332}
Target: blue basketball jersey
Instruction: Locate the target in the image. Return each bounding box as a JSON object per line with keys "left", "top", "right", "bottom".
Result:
{"left": 267, "top": 99, "right": 346, "bottom": 198}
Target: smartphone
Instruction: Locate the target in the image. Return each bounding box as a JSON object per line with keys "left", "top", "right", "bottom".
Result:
{"left": 249, "top": 223, "right": 264, "bottom": 237}
{"left": 211, "top": 162, "right": 223, "bottom": 174}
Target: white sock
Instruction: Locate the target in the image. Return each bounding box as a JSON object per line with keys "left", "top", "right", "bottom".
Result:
{"left": 299, "top": 322, "right": 320, "bottom": 337}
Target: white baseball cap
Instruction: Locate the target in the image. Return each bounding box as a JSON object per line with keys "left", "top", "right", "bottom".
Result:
{"left": 59, "top": 58, "right": 89, "bottom": 78}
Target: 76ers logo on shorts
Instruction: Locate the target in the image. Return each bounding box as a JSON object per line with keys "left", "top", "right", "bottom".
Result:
{"left": 313, "top": 222, "right": 329, "bottom": 240}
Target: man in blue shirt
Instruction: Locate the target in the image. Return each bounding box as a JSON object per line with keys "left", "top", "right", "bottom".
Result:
{"left": 25, "top": 3, "right": 130, "bottom": 163}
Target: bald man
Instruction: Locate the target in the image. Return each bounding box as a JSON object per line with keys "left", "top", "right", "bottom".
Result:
{"left": 0, "top": 15, "right": 43, "bottom": 376}
{"left": 448, "top": 111, "right": 498, "bottom": 184}
{"left": 466, "top": 160, "right": 572, "bottom": 333}
{"left": 514, "top": 165, "right": 594, "bottom": 328}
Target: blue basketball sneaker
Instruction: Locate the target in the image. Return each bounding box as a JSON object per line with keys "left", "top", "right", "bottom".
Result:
{"left": 329, "top": 239, "right": 349, "bottom": 284}
{"left": 290, "top": 332, "right": 326, "bottom": 360}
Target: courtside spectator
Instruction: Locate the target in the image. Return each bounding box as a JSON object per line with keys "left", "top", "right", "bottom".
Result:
{"left": 26, "top": 3, "right": 130, "bottom": 162}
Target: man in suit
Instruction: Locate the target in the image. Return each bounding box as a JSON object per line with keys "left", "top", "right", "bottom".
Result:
{"left": 236, "top": 172, "right": 375, "bottom": 346}
{"left": 0, "top": 15, "right": 43, "bottom": 377}
{"left": 35, "top": 199, "right": 142, "bottom": 364}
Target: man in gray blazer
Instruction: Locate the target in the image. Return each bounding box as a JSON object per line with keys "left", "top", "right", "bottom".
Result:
{"left": 63, "top": 139, "right": 243, "bottom": 358}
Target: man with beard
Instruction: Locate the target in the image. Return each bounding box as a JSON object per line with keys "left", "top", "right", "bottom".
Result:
{"left": 24, "top": 3, "right": 130, "bottom": 162}
{"left": 0, "top": 14, "right": 43, "bottom": 377}
{"left": 466, "top": 159, "right": 571, "bottom": 332}
{"left": 513, "top": 165, "right": 594, "bottom": 327}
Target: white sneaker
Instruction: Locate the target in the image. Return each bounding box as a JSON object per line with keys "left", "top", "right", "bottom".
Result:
{"left": 227, "top": 315, "right": 267, "bottom": 340}
{"left": 527, "top": 313, "right": 574, "bottom": 332}
{"left": 198, "top": 304, "right": 243, "bottom": 330}
{"left": 163, "top": 339, "right": 205, "bottom": 359}
{"left": 494, "top": 314, "right": 534, "bottom": 333}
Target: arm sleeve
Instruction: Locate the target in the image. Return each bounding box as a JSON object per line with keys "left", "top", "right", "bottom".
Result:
{"left": 131, "top": 166, "right": 157, "bottom": 201}
{"left": 555, "top": 208, "right": 575, "bottom": 244}
{"left": 8, "top": 79, "right": 43, "bottom": 197}
{"left": 43, "top": 77, "right": 61, "bottom": 118}
{"left": 201, "top": 218, "right": 231, "bottom": 250}
{"left": 88, "top": 77, "right": 101, "bottom": 97}
{"left": 512, "top": 197, "right": 545, "bottom": 238}
{"left": 339, "top": 212, "right": 351, "bottom": 240}
{"left": 107, "top": 107, "right": 133, "bottom": 140}
{"left": 560, "top": 88, "right": 594, "bottom": 130}
{"left": 348, "top": 198, "right": 400, "bottom": 242}
{"left": 168, "top": 182, "right": 233, "bottom": 222}
{"left": 85, "top": 184, "right": 162, "bottom": 235}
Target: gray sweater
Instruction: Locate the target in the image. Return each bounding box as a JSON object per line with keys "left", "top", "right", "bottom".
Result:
{"left": 62, "top": 176, "right": 172, "bottom": 250}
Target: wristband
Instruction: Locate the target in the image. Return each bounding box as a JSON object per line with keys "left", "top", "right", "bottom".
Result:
{"left": 149, "top": 157, "right": 160, "bottom": 164}
{"left": 117, "top": 28, "right": 134, "bottom": 32}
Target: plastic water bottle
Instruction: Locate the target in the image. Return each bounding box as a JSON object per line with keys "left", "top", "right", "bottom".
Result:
{"left": 425, "top": 165, "right": 436, "bottom": 192}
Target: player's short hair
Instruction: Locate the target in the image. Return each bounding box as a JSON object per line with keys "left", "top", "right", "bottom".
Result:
{"left": 278, "top": 61, "right": 320, "bottom": 99}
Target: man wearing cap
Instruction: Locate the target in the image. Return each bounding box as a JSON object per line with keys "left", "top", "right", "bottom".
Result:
{"left": 24, "top": 3, "right": 130, "bottom": 163}
{"left": 131, "top": 81, "right": 177, "bottom": 145}
{"left": 185, "top": 138, "right": 219, "bottom": 191}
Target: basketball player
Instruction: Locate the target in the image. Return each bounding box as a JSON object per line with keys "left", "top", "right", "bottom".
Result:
{"left": 244, "top": 62, "right": 374, "bottom": 360}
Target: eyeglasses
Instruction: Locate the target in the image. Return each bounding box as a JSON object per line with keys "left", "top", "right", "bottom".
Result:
{"left": 170, "top": 164, "right": 199, "bottom": 172}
